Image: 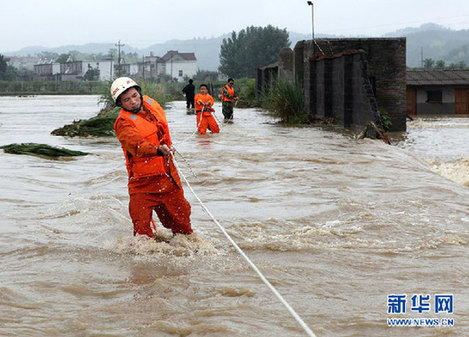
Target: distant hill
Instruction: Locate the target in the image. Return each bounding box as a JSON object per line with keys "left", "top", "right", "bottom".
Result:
{"left": 385, "top": 23, "right": 469, "bottom": 67}
{"left": 5, "top": 24, "right": 469, "bottom": 70}
{"left": 5, "top": 32, "right": 311, "bottom": 72}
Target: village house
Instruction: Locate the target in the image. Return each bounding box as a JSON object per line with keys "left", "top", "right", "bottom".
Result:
{"left": 406, "top": 70, "right": 469, "bottom": 115}
{"left": 32, "top": 50, "right": 197, "bottom": 82}
{"left": 134, "top": 51, "right": 197, "bottom": 81}
{"left": 34, "top": 59, "right": 115, "bottom": 81}
{"left": 157, "top": 50, "right": 197, "bottom": 82}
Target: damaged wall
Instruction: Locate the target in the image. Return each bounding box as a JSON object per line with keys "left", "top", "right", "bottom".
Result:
{"left": 256, "top": 38, "right": 406, "bottom": 132}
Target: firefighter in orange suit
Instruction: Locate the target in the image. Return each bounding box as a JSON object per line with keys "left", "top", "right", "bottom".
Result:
{"left": 111, "top": 77, "right": 193, "bottom": 238}
{"left": 194, "top": 84, "right": 219, "bottom": 135}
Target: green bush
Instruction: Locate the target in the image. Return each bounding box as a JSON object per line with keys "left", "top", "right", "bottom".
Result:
{"left": 262, "top": 79, "right": 308, "bottom": 124}
{"left": 236, "top": 78, "right": 260, "bottom": 107}
{"left": 379, "top": 108, "right": 392, "bottom": 131}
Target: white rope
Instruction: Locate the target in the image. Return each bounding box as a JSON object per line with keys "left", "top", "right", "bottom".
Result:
{"left": 172, "top": 157, "right": 317, "bottom": 337}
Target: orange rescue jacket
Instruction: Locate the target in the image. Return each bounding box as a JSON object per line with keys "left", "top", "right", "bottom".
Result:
{"left": 194, "top": 93, "right": 215, "bottom": 116}
{"left": 114, "top": 95, "right": 172, "bottom": 179}
{"left": 222, "top": 84, "right": 236, "bottom": 102}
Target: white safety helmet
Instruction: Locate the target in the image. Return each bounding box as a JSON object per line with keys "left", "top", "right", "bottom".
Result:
{"left": 110, "top": 77, "right": 141, "bottom": 102}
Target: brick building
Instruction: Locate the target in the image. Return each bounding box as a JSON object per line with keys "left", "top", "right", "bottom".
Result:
{"left": 407, "top": 70, "right": 469, "bottom": 115}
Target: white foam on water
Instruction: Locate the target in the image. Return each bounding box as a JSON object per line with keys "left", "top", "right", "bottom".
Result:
{"left": 105, "top": 231, "right": 224, "bottom": 259}
{"left": 431, "top": 157, "right": 469, "bottom": 186}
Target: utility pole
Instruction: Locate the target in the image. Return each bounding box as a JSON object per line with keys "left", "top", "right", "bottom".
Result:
{"left": 115, "top": 40, "right": 125, "bottom": 76}
{"left": 307, "top": 1, "right": 314, "bottom": 40}
{"left": 421, "top": 47, "right": 424, "bottom": 69}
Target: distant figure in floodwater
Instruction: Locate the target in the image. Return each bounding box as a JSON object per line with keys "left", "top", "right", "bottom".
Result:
{"left": 182, "top": 79, "right": 195, "bottom": 110}
{"left": 111, "top": 77, "right": 193, "bottom": 238}
{"left": 194, "top": 84, "right": 219, "bottom": 135}
{"left": 221, "top": 78, "right": 239, "bottom": 122}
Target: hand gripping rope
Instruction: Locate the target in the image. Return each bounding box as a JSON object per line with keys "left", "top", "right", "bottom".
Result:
{"left": 171, "top": 155, "right": 317, "bottom": 337}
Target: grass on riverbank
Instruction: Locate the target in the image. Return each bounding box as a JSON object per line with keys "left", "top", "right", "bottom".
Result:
{"left": 261, "top": 79, "right": 309, "bottom": 124}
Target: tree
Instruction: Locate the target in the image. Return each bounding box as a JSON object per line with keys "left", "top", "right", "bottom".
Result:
{"left": 423, "top": 58, "right": 435, "bottom": 70}
{"left": 83, "top": 65, "right": 100, "bottom": 81}
{"left": 0, "top": 54, "right": 7, "bottom": 76}
{"left": 219, "top": 25, "right": 290, "bottom": 78}
{"left": 435, "top": 60, "right": 445, "bottom": 69}
{"left": 56, "top": 53, "right": 72, "bottom": 63}
{"left": 0, "top": 54, "right": 18, "bottom": 81}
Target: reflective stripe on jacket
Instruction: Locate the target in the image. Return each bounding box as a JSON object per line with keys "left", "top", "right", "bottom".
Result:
{"left": 114, "top": 95, "right": 171, "bottom": 179}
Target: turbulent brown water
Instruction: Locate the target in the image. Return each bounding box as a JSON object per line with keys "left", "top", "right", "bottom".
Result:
{"left": 0, "top": 96, "right": 467, "bottom": 336}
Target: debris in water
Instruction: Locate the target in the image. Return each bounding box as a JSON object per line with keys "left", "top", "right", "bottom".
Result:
{"left": 1, "top": 143, "right": 88, "bottom": 158}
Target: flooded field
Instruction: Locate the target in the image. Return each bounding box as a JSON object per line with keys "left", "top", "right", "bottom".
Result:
{"left": 0, "top": 96, "right": 467, "bottom": 336}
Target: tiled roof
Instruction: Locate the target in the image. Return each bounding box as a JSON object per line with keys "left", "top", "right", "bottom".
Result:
{"left": 407, "top": 70, "right": 469, "bottom": 85}
{"left": 160, "top": 50, "right": 196, "bottom": 62}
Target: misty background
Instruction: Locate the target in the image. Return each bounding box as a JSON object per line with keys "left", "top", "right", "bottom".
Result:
{"left": 2, "top": 0, "right": 469, "bottom": 71}
{"left": 4, "top": 23, "right": 469, "bottom": 71}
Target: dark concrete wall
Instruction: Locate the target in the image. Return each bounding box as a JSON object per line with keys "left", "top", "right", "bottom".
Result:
{"left": 298, "top": 38, "right": 406, "bottom": 131}
{"left": 416, "top": 103, "right": 455, "bottom": 114}
{"left": 256, "top": 37, "right": 406, "bottom": 132}
{"left": 278, "top": 48, "right": 294, "bottom": 80}
{"left": 304, "top": 50, "right": 380, "bottom": 129}
{"left": 331, "top": 57, "right": 345, "bottom": 121}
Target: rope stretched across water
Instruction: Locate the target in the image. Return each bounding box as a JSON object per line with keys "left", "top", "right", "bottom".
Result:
{"left": 172, "top": 156, "right": 317, "bottom": 337}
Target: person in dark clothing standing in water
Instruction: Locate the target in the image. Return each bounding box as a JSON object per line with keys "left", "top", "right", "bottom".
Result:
{"left": 182, "top": 79, "right": 195, "bottom": 111}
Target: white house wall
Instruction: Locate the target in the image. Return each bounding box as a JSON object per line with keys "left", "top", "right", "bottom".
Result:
{"left": 129, "top": 64, "right": 139, "bottom": 76}
{"left": 83, "top": 60, "right": 114, "bottom": 81}
{"left": 166, "top": 60, "right": 197, "bottom": 82}
{"left": 52, "top": 63, "right": 61, "bottom": 75}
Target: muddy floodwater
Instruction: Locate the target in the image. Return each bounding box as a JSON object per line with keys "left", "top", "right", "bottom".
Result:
{"left": 0, "top": 95, "right": 467, "bottom": 336}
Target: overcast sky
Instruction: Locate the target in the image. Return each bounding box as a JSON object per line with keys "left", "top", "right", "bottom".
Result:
{"left": 2, "top": 0, "right": 469, "bottom": 52}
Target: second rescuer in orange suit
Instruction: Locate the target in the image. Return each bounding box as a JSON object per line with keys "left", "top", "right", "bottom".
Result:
{"left": 111, "top": 77, "right": 193, "bottom": 238}
{"left": 194, "top": 84, "right": 219, "bottom": 135}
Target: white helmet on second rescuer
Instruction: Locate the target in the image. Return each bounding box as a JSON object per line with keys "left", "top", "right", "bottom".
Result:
{"left": 110, "top": 77, "right": 141, "bottom": 102}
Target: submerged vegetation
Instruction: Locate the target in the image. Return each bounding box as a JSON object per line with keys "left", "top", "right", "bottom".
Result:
{"left": 261, "top": 79, "right": 308, "bottom": 124}
{"left": 53, "top": 80, "right": 174, "bottom": 137}
{"left": 51, "top": 108, "right": 120, "bottom": 137}
{"left": 1, "top": 143, "right": 88, "bottom": 158}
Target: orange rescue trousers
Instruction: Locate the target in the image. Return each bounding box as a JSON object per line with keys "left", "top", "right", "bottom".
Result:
{"left": 128, "top": 178, "right": 193, "bottom": 237}
{"left": 197, "top": 112, "right": 219, "bottom": 135}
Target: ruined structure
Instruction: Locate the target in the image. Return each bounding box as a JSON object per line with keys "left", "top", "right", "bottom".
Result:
{"left": 257, "top": 38, "right": 407, "bottom": 132}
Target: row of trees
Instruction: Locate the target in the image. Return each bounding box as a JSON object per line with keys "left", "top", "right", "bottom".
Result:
{"left": 414, "top": 58, "right": 468, "bottom": 70}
